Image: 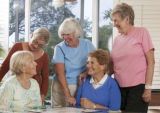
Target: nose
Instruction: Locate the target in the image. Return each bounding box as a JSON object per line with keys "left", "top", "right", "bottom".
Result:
{"left": 63, "top": 36, "right": 69, "bottom": 41}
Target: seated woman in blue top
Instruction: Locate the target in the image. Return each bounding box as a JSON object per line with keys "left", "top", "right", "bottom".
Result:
{"left": 76, "top": 49, "right": 121, "bottom": 110}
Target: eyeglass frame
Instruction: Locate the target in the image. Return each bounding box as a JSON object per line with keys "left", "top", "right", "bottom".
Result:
{"left": 31, "top": 39, "right": 47, "bottom": 49}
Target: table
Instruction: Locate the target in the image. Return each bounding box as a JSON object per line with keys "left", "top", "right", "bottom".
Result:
{"left": 0, "top": 107, "right": 121, "bottom": 113}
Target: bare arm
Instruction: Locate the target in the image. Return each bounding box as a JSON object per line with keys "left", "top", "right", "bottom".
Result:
{"left": 54, "top": 63, "right": 76, "bottom": 105}
{"left": 143, "top": 49, "right": 155, "bottom": 102}
{"left": 55, "top": 63, "right": 70, "bottom": 96}
{"left": 41, "top": 53, "right": 49, "bottom": 102}
{"left": 108, "top": 59, "right": 114, "bottom": 75}
{"left": 78, "top": 70, "right": 88, "bottom": 86}
{"left": 145, "top": 49, "right": 155, "bottom": 86}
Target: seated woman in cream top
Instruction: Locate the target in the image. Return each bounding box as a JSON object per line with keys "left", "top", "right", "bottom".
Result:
{"left": 0, "top": 51, "right": 42, "bottom": 111}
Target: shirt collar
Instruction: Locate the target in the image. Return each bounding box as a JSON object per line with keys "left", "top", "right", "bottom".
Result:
{"left": 90, "top": 73, "right": 108, "bottom": 85}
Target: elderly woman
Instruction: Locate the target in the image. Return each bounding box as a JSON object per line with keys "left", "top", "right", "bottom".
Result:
{"left": 76, "top": 49, "right": 121, "bottom": 111}
{"left": 52, "top": 17, "right": 95, "bottom": 107}
{"left": 111, "top": 3, "right": 155, "bottom": 112}
{"left": 0, "top": 27, "right": 50, "bottom": 102}
{"left": 0, "top": 51, "right": 41, "bottom": 111}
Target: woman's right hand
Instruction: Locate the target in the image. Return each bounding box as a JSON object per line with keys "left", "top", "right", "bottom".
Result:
{"left": 65, "top": 96, "right": 76, "bottom": 106}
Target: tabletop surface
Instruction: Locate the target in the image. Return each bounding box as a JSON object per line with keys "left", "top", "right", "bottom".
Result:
{"left": 0, "top": 107, "right": 120, "bottom": 113}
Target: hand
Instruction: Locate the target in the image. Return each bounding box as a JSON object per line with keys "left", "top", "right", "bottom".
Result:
{"left": 80, "top": 98, "right": 95, "bottom": 109}
{"left": 142, "top": 89, "right": 152, "bottom": 102}
{"left": 65, "top": 96, "right": 76, "bottom": 106}
{"left": 41, "top": 94, "right": 45, "bottom": 104}
{"left": 78, "top": 72, "right": 87, "bottom": 86}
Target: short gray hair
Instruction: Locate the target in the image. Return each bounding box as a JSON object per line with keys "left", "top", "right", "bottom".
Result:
{"left": 32, "top": 27, "right": 50, "bottom": 43}
{"left": 10, "top": 51, "right": 34, "bottom": 75}
{"left": 111, "top": 3, "right": 135, "bottom": 25}
{"left": 58, "top": 17, "right": 82, "bottom": 39}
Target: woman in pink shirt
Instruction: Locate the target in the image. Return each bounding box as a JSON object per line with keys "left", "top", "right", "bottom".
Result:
{"left": 111, "top": 3, "right": 155, "bottom": 113}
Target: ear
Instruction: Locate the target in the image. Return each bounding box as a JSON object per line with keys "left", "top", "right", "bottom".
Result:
{"left": 21, "top": 65, "right": 26, "bottom": 73}
{"left": 125, "top": 16, "right": 129, "bottom": 23}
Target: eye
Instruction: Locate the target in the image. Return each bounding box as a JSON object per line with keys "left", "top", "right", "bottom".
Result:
{"left": 91, "top": 61, "right": 94, "bottom": 64}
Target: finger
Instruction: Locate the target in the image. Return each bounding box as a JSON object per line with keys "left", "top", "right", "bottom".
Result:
{"left": 81, "top": 97, "right": 88, "bottom": 100}
{"left": 80, "top": 99, "right": 84, "bottom": 105}
{"left": 143, "top": 96, "right": 151, "bottom": 102}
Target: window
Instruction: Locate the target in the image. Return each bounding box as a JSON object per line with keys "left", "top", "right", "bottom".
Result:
{"left": 99, "top": 0, "right": 113, "bottom": 51}
{"left": 9, "top": 0, "right": 25, "bottom": 47}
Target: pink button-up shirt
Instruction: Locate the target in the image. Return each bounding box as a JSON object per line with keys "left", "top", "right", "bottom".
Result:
{"left": 111, "top": 27, "right": 154, "bottom": 87}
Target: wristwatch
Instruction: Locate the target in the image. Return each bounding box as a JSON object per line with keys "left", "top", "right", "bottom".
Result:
{"left": 93, "top": 104, "right": 96, "bottom": 109}
{"left": 145, "top": 84, "right": 152, "bottom": 89}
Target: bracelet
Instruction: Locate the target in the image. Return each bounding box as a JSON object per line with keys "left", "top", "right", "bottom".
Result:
{"left": 145, "top": 84, "right": 152, "bottom": 89}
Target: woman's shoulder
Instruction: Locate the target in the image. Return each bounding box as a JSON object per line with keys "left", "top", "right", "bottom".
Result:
{"left": 14, "top": 42, "right": 23, "bottom": 46}
{"left": 134, "top": 26, "right": 148, "bottom": 33}
{"left": 107, "top": 76, "right": 118, "bottom": 85}
{"left": 43, "top": 52, "right": 49, "bottom": 57}
{"left": 79, "top": 38, "right": 95, "bottom": 49}
{"left": 53, "top": 41, "right": 67, "bottom": 50}
{"left": 1, "top": 75, "right": 17, "bottom": 87}
{"left": 56, "top": 41, "right": 66, "bottom": 47}
{"left": 30, "top": 78, "right": 39, "bottom": 86}
{"left": 80, "top": 38, "right": 92, "bottom": 44}
{"left": 4, "top": 75, "right": 16, "bottom": 82}
{"left": 11, "top": 42, "right": 23, "bottom": 49}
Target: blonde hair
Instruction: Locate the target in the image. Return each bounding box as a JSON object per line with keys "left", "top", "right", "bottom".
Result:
{"left": 32, "top": 27, "right": 50, "bottom": 43}
{"left": 111, "top": 3, "right": 135, "bottom": 25}
{"left": 58, "top": 17, "right": 82, "bottom": 39}
{"left": 10, "top": 51, "right": 34, "bottom": 75}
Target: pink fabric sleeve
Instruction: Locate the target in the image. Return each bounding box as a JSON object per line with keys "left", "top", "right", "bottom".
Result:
{"left": 141, "top": 28, "right": 154, "bottom": 53}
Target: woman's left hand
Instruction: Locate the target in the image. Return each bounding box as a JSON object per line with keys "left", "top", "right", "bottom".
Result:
{"left": 78, "top": 71, "right": 87, "bottom": 86}
{"left": 142, "top": 89, "right": 152, "bottom": 102}
{"left": 80, "top": 98, "right": 95, "bottom": 109}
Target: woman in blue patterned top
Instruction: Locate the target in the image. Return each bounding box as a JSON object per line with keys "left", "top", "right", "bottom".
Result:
{"left": 76, "top": 49, "right": 121, "bottom": 110}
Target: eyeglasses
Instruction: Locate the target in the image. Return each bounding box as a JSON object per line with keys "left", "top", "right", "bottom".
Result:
{"left": 32, "top": 39, "right": 46, "bottom": 48}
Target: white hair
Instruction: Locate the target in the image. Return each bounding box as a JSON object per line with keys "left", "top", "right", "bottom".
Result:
{"left": 58, "top": 17, "right": 82, "bottom": 39}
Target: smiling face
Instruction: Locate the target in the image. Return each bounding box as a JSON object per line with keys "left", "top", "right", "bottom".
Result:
{"left": 112, "top": 13, "right": 129, "bottom": 34}
{"left": 111, "top": 3, "right": 135, "bottom": 34}
{"left": 29, "top": 36, "right": 46, "bottom": 51}
{"left": 86, "top": 56, "right": 105, "bottom": 76}
{"left": 62, "top": 33, "right": 79, "bottom": 47}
